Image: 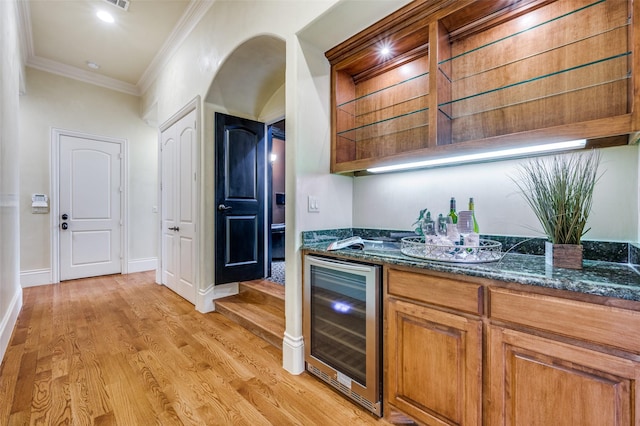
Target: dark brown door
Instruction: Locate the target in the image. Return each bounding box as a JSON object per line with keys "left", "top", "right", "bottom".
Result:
{"left": 215, "top": 113, "right": 266, "bottom": 284}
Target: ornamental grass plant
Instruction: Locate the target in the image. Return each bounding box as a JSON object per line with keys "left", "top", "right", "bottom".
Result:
{"left": 512, "top": 150, "right": 601, "bottom": 245}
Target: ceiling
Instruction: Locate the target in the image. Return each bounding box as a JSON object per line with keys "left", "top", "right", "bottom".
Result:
{"left": 18, "top": 0, "right": 409, "bottom": 117}
{"left": 20, "top": 0, "right": 212, "bottom": 96}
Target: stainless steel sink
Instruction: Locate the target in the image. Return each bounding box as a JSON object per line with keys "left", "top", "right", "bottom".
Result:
{"left": 362, "top": 240, "right": 401, "bottom": 252}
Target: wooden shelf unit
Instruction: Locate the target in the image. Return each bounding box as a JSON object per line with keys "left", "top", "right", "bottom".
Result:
{"left": 326, "top": 0, "right": 637, "bottom": 174}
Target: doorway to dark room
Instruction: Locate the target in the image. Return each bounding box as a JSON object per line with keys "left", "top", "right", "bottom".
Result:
{"left": 268, "top": 119, "right": 285, "bottom": 285}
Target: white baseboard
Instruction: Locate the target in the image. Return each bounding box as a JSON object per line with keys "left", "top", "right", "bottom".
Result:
{"left": 128, "top": 257, "right": 157, "bottom": 273}
{"left": 0, "top": 287, "right": 22, "bottom": 365}
{"left": 212, "top": 282, "right": 239, "bottom": 301}
{"left": 195, "top": 282, "right": 240, "bottom": 314}
{"left": 282, "top": 332, "right": 305, "bottom": 374}
{"left": 196, "top": 284, "right": 215, "bottom": 313}
{"left": 21, "top": 268, "right": 53, "bottom": 288}
{"left": 21, "top": 259, "right": 157, "bottom": 287}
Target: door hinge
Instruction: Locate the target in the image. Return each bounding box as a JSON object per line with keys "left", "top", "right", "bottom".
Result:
{"left": 118, "top": 153, "right": 123, "bottom": 159}
{"left": 194, "top": 172, "right": 197, "bottom": 181}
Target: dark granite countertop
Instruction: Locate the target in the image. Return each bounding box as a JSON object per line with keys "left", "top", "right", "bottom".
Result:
{"left": 301, "top": 229, "right": 640, "bottom": 302}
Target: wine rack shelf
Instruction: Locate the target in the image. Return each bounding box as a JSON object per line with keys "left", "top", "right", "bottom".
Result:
{"left": 326, "top": 0, "right": 637, "bottom": 174}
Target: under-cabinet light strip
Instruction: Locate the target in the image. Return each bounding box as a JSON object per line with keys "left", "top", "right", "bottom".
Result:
{"left": 366, "top": 139, "right": 587, "bottom": 173}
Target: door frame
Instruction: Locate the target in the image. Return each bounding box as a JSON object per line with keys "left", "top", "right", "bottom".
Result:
{"left": 266, "top": 118, "right": 285, "bottom": 275}
{"left": 50, "top": 128, "right": 128, "bottom": 283}
{"left": 157, "top": 97, "right": 201, "bottom": 302}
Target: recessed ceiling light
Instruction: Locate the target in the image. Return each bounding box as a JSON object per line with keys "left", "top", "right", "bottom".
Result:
{"left": 378, "top": 42, "right": 393, "bottom": 59}
{"left": 86, "top": 61, "right": 100, "bottom": 70}
{"left": 96, "top": 10, "right": 114, "bottom": 23}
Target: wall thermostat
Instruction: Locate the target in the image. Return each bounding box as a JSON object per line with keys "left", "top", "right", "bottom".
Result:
{"left": 31, "top": 194, "right": 49, "bottom": 214}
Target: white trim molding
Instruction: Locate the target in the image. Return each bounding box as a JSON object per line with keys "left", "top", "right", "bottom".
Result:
{"left": 197, "top": 282, "right": 239, "bottom": 314}
{"left": 128, "top": 257, "right": 157, "bottom": 273}
{"left": 137, "top": 1, "right": 214, "bottom": 94}
{"left": 0, "top": 287, "right": 22, "bottom": 365}
{"left": 282, "top": 332, "right": 305, "bottom": 374}
{"left": 20, "top": 268, "right": 53, "bottom": 288}
{"left": 27, "top": 56, "right": 139, "bottom": 96}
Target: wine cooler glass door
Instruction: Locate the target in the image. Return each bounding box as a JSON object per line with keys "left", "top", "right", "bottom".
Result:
{"left": 310, "top": 264, "right": 368, "bottom": 384}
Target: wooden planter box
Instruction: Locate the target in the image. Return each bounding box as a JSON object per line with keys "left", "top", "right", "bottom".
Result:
{"left": 545, "top": 241, "right": 583, "bottom": 270}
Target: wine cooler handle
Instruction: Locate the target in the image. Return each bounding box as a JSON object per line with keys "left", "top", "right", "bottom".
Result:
{"left": 308, "top": 256, "right": 374, "bottom": 273}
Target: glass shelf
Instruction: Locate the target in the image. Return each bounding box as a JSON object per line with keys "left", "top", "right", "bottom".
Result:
{"left": 437, "top": 0, "right": 630, "bottom": 127}
{"left": 336, "top": 70, "right": 429, "bottom": 143}
{"left": 337, "top": 107, "right": 429, "bottom": 142}
{"left": 438, "top": 53, "right": 630, "bottom": 120}
{"left": 439, "top": 0, "right": 617, "bottom": 70}
{"left": 337, "top": 71, "right": 429, "bottom": 110}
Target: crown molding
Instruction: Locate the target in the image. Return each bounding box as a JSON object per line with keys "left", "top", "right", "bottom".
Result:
{"left": 16, "top": 0, "right": 214, "bottom": 98}
{"left": 17, "top": 0, "right": 34, "bottom": 62}
{"left": 26, "top": 56, "right": 140, "bottom": 96}
{"left": 137, "top": 0, "right": 214, "bottom": 95}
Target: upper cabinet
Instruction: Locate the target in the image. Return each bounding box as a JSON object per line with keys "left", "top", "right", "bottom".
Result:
{"left": 326, "top": 0, "right": 638, "bottom": 174}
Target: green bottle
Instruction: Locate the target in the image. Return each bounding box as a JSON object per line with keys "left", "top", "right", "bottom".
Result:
{"left": 449, "top": 197, "right": 458, "bottom": 224}
{"left": 469, "top": 197, "right": 479, "bottom": 233}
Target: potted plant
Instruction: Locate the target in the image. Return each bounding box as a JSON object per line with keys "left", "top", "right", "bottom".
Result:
{"left": 512, "top": 150, "right": 601, "bottom": 269}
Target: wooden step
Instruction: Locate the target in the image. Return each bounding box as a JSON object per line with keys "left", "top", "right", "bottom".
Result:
{"left": 215, "top": 279, "right": 285, "bottom": 349}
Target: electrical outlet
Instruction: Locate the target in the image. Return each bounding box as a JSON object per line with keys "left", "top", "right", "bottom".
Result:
{"left": 308, "top": 195, "right": 320, "bottom": 213}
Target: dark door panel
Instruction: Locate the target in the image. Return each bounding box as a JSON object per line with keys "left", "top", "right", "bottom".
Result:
{"left": 215, "top": 113, "right": 265, "bottom": 284}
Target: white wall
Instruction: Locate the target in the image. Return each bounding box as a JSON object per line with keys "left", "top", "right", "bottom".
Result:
{"left": 353, "top": 145, "right": 639, "bottom": 242}
{"left": 0, "top": 0, "right": 23, "bottom": 363}
{"left": 19, "top": 67, "right": 158, "bottom": 283}
{"left": 144, "top": 0, "right": 402, "bottom": 374}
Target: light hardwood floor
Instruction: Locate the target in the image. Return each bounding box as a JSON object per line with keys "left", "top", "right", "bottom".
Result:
{"left": 0, "top": 272, "right": 392, "bottom": 425}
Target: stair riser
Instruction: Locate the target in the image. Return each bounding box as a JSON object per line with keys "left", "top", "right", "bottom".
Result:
{"left": 215, "top": 280, "right": 285, "bottom": 349}
{"left": 215, "top": 302, "right": 283, "bottom": 349}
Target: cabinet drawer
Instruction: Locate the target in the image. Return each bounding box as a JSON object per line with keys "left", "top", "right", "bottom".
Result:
{"left": 387, "top": 268, "right": 482, "bottom": 315}
{"left": 489, "top": 287, "right": 640, "bottom": 354}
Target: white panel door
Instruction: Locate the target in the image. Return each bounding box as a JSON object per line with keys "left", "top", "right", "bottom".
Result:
{"left": 59, "top": 135, "right": 122, "bottom": 280}
{"left": 161, "top": 109, "right": 197, "bottom": 304}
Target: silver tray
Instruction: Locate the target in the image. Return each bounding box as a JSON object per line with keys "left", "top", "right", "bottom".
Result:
{"left": 401, "top": 236, "right": 502, "bottom": 263}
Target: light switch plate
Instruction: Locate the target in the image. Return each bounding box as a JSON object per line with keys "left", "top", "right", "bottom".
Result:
{"left": 308, "top": 195, "right": 319, "bottom": 213}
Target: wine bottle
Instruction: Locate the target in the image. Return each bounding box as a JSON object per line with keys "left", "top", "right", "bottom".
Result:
{"left": 448, "top": 197, "right": 458, "bottom": 224}
{"left": 469, "top": 197, "right": 479, "bottom": 233}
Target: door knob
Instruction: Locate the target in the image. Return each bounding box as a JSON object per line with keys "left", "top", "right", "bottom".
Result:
{"left": 218, "top": 204, "right": 232, "bottom": 211}
{"left": 61, "top": 213, "right": 68, "bottom": 220}
{"left": 168, "top": 226, "right": 180, "bottom": 231}
{"left": 61, "top": 222, "right": 68, "bottom": 230}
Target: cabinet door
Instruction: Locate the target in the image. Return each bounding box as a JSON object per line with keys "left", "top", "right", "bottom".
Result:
{"left": 386, "top": 298, "right": 482, "bottom": 425}
{"left": 487, "top": 325, "right": 640, "bottom": 426}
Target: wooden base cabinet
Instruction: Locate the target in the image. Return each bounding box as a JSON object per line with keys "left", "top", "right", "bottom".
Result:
{"left": 386, "top": 298, "right": 482, "bottom": 425}
{"left": 487, "top": 325, "right": 640, "bottom": 426}
{"left": 384, "top": 268, "right": 640, "bottom": 425}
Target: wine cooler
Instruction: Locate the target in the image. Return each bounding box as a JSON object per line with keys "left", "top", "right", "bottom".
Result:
{"left": 303, "top": 255, "right": 382, "bottom": 416}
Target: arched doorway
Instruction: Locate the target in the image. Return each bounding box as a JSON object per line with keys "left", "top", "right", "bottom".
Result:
{"left": 205, "top": 35, "right": 286, "bottom": 285}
